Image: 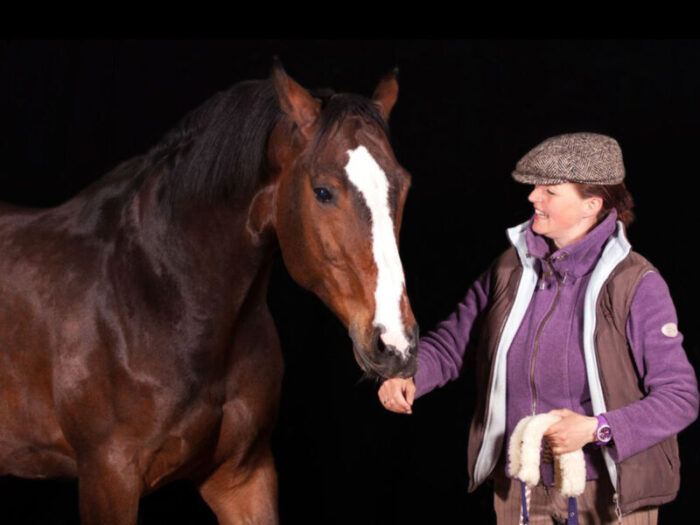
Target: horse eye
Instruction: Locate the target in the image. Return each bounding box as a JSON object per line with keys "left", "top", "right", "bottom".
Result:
{"left": 313, "top": 187, "right": 334, "bottom": 203}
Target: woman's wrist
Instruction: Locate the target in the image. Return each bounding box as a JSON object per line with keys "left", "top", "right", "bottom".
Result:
{"left": 586, "top": 416, "right": 599, "bottom": 444}
{"left": 593, "top": 414, "right": 613, "bottom": 446}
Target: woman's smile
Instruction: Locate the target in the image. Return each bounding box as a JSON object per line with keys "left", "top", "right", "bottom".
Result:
{"left": 528, "top": 184, "right": 601, "bottom": 249}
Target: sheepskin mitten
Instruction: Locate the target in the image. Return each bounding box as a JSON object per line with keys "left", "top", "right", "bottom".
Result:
{"left": 508, "top": 413, "right": 586, "bottom": 496}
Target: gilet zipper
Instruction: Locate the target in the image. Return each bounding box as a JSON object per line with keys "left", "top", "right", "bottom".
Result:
{"left": 530, "top": 257, "right": 563, "bottom": 415}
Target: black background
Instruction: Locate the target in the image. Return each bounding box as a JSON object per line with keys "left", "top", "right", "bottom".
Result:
{"left": 0, "top": 40, "right": 698, "bottom": 524}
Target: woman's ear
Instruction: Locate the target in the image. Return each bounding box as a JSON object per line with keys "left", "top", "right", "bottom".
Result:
{"left": 585, "top": 197, "right": 603, "bottom": 217}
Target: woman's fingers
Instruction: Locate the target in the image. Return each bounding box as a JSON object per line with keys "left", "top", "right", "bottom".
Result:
{"left": 378, "top": 378, "right": 414, "bottom": 414}
{"left": 544, "top": 410, "right": 598, "bottom": 453}
{"left": 392, "top": 391, "right": 412, "bottom": 413}
{"left": 377, "top": 381, "right": 398, "bottom": 412}
{"left": 548, "top": 408, "right": 574, "bottom": 418}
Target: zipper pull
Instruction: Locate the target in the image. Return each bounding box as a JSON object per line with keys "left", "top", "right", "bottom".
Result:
{"left": 539, "top": 259, "right": 551, "bottom": 290}
{"left": 613, "top": 492, "right": 622, "bottom": 523}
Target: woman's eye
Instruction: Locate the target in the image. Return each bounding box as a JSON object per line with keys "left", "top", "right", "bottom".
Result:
{"left": 314, "top": 187, "right": 334, "bottom": 203}
{"left": 546, "top": 189, "right": 556, "bottom": 195}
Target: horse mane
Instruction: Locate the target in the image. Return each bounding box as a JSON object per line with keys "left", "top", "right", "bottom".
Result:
{"left": 146, "top": 79, "right": 280, "bottom": 208}
{"left": 143, "top": 78, "right": 388, "bottom": 209}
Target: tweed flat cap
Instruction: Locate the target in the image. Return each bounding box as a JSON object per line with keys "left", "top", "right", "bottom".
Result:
{"left": 512, "top": 132, "right": 625, "bottom": 185}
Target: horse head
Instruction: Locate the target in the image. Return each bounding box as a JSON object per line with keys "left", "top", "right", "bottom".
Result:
{"left": 250, "top": 61, "right": 418, "bottom": 379}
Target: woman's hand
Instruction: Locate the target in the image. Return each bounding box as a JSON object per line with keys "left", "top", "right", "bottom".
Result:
{"left": 543, "top": 408, "right": 599, "bottom": 454}
{"left": 378, "top": 377, "right": 415, "bottom": 414}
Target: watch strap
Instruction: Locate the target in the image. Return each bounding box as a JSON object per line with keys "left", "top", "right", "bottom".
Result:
{"left": 595, "top": 414, "right": 612, "bottom": 446}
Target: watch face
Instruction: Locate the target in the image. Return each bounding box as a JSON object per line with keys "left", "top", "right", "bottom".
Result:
{"left": 597, "top": 425, "right": 612, "bottom": 442}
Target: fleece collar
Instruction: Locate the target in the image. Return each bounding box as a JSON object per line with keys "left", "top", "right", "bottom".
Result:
{"left": 524, "top": 209, "right": 619, "bottom": 280}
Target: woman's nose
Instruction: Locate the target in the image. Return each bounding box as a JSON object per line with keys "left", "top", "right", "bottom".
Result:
{"left": 528, "top": 186, "right": 540, "bottom": 203}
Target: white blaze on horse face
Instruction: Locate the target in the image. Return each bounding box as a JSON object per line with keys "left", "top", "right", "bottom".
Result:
{"left": 344, "top": 145, "right": 411, "bottom": 356}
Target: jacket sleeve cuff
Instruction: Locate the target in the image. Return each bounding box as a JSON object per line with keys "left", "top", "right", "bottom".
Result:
{"left": 413, "top": 355, "right": 430, "bottom": 399}
{"left": 602, "top": 410, "right": 630, "bottom": 462}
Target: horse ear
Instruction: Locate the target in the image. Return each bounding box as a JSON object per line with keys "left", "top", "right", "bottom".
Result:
{"left": 372, "top": 67, "right": 399, "bottom": 121}
{"left": 271, "top": 58, "right": 320, "bottom": 140}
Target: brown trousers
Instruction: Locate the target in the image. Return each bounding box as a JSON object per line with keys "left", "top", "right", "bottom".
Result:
{"left": 493, "top": 472, "right": 658, "bottom": 525}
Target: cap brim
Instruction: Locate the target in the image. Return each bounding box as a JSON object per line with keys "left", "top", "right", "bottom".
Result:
{"left": 511, "top": 171, "right": 624, "bottom": 185}
{"left": 511, "top": 171, "right": 569, "bottom": 185}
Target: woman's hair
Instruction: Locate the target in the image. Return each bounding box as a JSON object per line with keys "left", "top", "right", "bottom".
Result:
{"left": 574, "top": 182, "right": 635, "bottom": 228}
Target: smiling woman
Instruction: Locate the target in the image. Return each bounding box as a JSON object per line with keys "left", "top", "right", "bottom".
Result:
{"left": 528, "top": 183, "right": 605, "bottom": 249}
{"left": 378, "top": 132, "right": 699, "bottom": 524}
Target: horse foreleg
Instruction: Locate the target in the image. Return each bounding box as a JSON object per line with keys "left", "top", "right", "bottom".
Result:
{"left": 76, "top": 451, "right": 142, "bottom": 525}
{"left": 199, "top": 449, "right": 278, "bottom": 525}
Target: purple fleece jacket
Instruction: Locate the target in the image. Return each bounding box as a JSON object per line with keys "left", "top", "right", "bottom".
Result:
{"left": 414, "top": 210, "right": 699, "bottom": 485}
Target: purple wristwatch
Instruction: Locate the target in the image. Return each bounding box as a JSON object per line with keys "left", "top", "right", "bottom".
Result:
{"left": 594, "top": 414, "right": 612, "bottom": 446}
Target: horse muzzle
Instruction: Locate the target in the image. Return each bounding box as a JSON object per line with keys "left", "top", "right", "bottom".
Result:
{"left": 351, "top": 324, "right": 418, "bottom": 379}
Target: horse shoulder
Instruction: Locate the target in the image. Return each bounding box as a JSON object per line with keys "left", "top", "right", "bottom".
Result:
{"left": 207, "top": 303, "right": 283, "bottom": 466}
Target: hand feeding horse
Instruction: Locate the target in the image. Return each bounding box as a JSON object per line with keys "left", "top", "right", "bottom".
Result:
{"left": 0, "top": 61, "right": 418, "bottom": 524}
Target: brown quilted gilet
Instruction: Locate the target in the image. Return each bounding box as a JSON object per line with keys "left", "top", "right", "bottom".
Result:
{"left": 466, "top": 248, "right": 680, "bottom": 515}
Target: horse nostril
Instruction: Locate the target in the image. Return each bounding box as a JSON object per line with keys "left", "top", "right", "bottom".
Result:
{"left": 376, "top": 335, "right": 387, "bottom": 353}
{"left": 372, "top": 325, "right": 388, "bottom": 354}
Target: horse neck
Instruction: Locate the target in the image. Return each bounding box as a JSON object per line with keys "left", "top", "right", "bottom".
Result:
{"left": 135, "top": 179, "right": 278, "bottom": 322}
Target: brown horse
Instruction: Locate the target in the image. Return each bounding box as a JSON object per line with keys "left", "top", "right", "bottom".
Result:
{"left": 0, "top": 61, "right": 417, "bottom": 524}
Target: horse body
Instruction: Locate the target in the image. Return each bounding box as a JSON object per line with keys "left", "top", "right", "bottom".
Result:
{"left": 1, "top": 154, "right": 285, "bottom": 522}
{"left": 0, "top": 63, "right": 416, "bottom": 523}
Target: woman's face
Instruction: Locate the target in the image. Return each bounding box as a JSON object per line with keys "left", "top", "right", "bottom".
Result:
{"left": 528, "top": 183, "right": 601, "bottom": 248}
